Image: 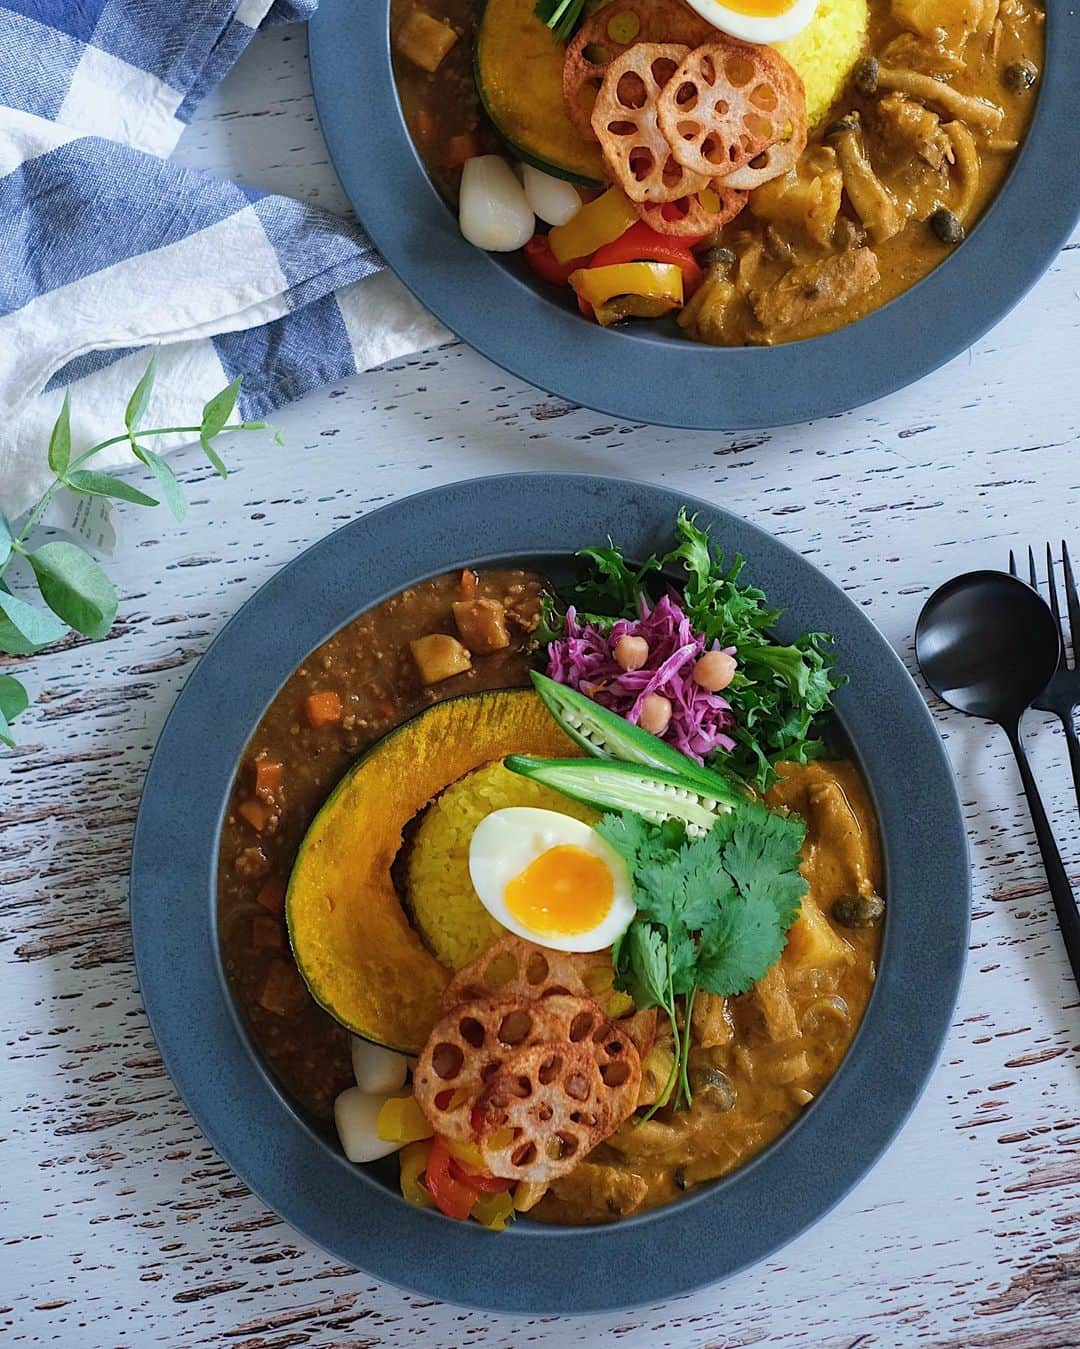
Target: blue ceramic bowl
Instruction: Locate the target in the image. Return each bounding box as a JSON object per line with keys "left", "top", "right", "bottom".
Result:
{"left": 131, "top": 475, "right": 968, "bottom": 1312}
{"left": 308, "top": 3, "right": 1080, "bottom": 429}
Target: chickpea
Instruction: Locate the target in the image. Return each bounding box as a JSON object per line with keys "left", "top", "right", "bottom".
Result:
{"left": 692, "top": 650, "right": 737, "bottom": 692}
{"left": 613, "top": 635, "right": 649, "bottom": 671}
{"left": 638, "top": 693, "right": 672, "bottom": 736}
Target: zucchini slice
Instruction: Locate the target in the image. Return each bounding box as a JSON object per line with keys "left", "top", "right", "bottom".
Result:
{"left": 476, "top": 0, "right": 606, "bottom": 188}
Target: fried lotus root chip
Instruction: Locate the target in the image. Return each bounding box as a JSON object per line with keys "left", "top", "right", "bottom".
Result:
{"left": 563, "top": 0, "right": 716, "bottom": 140}
{"left": 414, "top": 995, "right": 553, "bottom": 1140}
{"left": 476, "top": 1005, "right": 642, "bottom": 1181}
{"left": 724, "top": 103, "right": 808, "bottom": 191}
{"left": 591, "top": 44, "right": 708, "bottom": 204}
{"left": 441, "top": 933, "right": 592, "bottom": 1011}
{"left": 473, "top": 1043, "right": 610, "bottom": 1182}
{"left": 657, "top": 39, "right": 806, "bottom": 183}
{"left": 634, "top": 185, "right": 748, "bottom": 237}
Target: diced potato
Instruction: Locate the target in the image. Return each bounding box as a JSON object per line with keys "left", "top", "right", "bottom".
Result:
{"left": 636, "top": 1042, "right": 676, "bottom": 1108}
{"left": 691, "top": 991, "right": 733, "bottom": 1048}
{"left": 891, "top": 0, "right": 986, "bottom": 47}
{"left": 785, "top": 896, "right": 855, "bottom": 970}
{"left": 513, "top": 1181, "right": 550, "bottom": 1213}
{"left": 452, "top": 598, "right": 511, "bottom": 654}
{"left": 410, "top": 632, "right": 472, "bottom": 684}
{"left": 753, "top": 964, "right": 801, "bottom": 1042}
{"left": 396, "top": 10, "right": 458, "bottom": 73}
{"left": 751, "top": 164, "right": 843, "bottom": 248}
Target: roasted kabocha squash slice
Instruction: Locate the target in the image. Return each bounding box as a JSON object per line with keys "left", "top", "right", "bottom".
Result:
{"left": 286, "top": 688, "right": 580, "bottom": 1054}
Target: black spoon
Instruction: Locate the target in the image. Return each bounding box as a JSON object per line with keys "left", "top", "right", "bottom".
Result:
{"left": 916, "top": 570, "right": 1080, "bottom": 989}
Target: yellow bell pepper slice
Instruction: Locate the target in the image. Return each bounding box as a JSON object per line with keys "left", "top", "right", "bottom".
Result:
{"left": 377, "top": 1094, "right": 434, "bottom": 1144}
{"left": 399, "top": 1140, "right": 434, "bottom": 1209}
{"left": 548, "top": 187, "right": 638, "bottom": 263}
{"left": 445, "top": 1137, "right": 486, "bottom": 1170}
{"left": 569, "top": 262, "right": 684, "bottom": 328}
{"left": 471, "top": 1189, "right": 515, "bottom": 1231}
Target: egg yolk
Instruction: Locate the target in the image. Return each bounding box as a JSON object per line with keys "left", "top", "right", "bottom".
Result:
{"left": 504, "top": 845, "right": 614, "bottom": 937}
{"left": 710, "top": 0, "right": 795, "bottom": 14}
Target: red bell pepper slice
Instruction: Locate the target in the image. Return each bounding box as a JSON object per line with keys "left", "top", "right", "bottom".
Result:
{"left": 587, "top": 221, "right": 704, "bottom": 295}
{"left": 448, "top": 1156, "right": 514, "bottom": 1193}
{"left": 523, "top": 233, "right": 590, "bottom": 287}
{"left": 426, "top": 1135, "right": 479, "bottom": 1220}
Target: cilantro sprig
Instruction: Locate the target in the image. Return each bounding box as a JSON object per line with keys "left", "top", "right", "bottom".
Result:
{"left": 599, "top": 803, "right": 807, "bottom": 1115}
{"left": 539, "top": 510, "right": 843, "bottom": 791}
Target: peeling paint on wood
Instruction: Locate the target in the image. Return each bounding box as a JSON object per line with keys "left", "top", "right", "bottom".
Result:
{"left": 2, "top": 17, "right": 1079, "bottom": 1349}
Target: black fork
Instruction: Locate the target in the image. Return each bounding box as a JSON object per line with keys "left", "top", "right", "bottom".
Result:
{"left": 1009, "top": 542, "right": 1080, "bottom": 805}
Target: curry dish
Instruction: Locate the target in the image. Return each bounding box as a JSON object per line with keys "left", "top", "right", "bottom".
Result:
{"left": 390, "top": 0, "right": 1043, "bottom": 345}
{"left": 218, "top": 514, "right": 885, "bottom": 1230}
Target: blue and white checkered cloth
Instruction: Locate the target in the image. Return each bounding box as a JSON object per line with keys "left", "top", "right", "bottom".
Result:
{"left": 0, "top": 0, "right": 446, "bottom": 519}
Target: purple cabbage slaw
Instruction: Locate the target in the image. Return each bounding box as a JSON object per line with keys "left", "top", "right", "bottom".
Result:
{"left": 546, "top": 592, "right": 736, "bottom": 762}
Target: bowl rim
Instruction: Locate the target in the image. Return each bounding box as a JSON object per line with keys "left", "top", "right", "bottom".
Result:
{"left": 307, "top": 1, "right": 1078, "bottom": 430}
{"left": 130, "top": 473, "right": 970, "bottom": 1313}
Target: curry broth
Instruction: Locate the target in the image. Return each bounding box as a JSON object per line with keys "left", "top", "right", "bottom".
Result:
{"left": 216, "top": 569, "right": 545, "bottom": 1121}
{"left": 389, "top": 0, "right": 1044, "bottom": 344}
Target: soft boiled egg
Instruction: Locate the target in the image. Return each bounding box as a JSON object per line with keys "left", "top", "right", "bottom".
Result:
{"left": 468, "top": 808, "right": 635, "bottom": 952}
{"left": 684, "top": 0, "right": 818, "bottom": 44}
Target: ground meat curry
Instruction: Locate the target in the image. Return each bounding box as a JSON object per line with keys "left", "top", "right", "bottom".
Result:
{"left": 390, "top": 0, "right": 1044, "bottom": 345}
{"left": 217, "top": 566, "right": 883, "bottom": 1225}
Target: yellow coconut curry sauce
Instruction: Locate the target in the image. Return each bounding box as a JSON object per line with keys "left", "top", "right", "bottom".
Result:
{"left": 536, "top": 759, "right": 882, "bottom": 1221}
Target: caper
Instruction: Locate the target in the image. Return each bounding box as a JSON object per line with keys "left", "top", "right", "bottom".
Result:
{"left": 1003, "top": 59, "right": 1039, "bottom": 94}
{"left": 831, "top": 893, "right": 886, "bottom": 928}
{"left": 824, "top": 115, "right": 858, "bottom": 139}
{"left": 689, "top": 1066, "right": 737, "bottom": 1112}
{"left": 852, "top": 56, "right": 880, "bottom": 96}
{"left": 700, "top": 245, "right": 736, "bottom": 275}
{"left": 673, "top": 1165, "right": 688, "bottom": 1191}
{"left": 928, "top": 207, "right": 965, "bottom": 246}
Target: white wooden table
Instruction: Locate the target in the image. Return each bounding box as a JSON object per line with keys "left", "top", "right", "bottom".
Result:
{"left": 3, "top": 21, "right": 1079, "bottom": 1349}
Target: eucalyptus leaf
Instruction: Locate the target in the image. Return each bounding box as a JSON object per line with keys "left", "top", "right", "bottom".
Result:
{"left": 47, "top": 391, "right": 72, "bottom": 475}
{"left": 199, "top": 435, "right": 228, "bottom": 479}
{"left": 124, "top": 357, "right": 157, "bottom": 435}
{"left": 0, "top": 674, "right": 29, "bottom": 746}
{"left": 27, "top": 541, "right": 117, "bottom": 639}
{"left": 133, "top": 446, "right": 187, "bottom": 522}
{"left": 66, "top": 470, "right": 159, "bottom": 507}
{"left": 0, "top": 579, "right": 47, "bottom": 656}
{"left": 200, "top": 377, "right": 241, "bottom": 440}
{"left": 0, "top": 584, "right": 69, "bottom": 645}
{"left": 0, "top": 511, "right": 11, "bottom": 568}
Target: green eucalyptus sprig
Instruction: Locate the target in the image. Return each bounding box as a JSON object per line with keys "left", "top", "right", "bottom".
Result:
{"left": 0, "top": 359, "right": 274, "bottom": 747}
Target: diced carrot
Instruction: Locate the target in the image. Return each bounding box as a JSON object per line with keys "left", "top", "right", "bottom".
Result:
{"left": 305, "top": 690, "right": 343, "bottom": 727}
{"left": 255, "top": 878, "right": 286, "bottom": 913}
{"left": 251, "top": 914, "right": 283, "bottom": 950}
{"left": 238, "top": 798, "right": 273, "bottom": 832}
{"left": 252, "top": 758, "right": 284, "bottom": 796}
{"left": 446, "top": 132, "right": 479, "bottom": 169}
{"left": 415, "top": 108, "right": 435, "bottom": 138}
{"left": 459, "top": 567, "right": 478, "bottom": 597}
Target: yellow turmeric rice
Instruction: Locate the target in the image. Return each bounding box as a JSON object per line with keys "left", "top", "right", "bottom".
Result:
{"left": 406, "top": 760, "right": 598, "bottom": 970}
{"left": 775, "top": 0, "right": 870, "bottom": 128}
